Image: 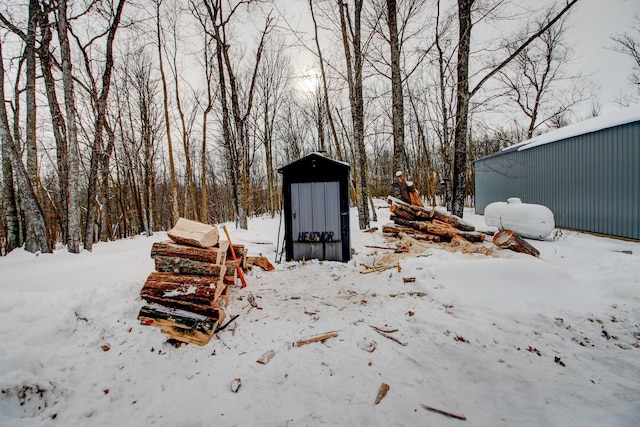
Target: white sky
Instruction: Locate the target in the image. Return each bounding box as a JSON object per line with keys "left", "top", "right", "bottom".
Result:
{"left": 562, "top": 0, "right": 640, "bottom": 113}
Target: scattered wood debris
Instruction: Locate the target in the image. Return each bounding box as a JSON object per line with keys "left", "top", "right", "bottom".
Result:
{"left": 256, "top": 349, "right": 276, "bottom": 365}
{"left": 421, "top": 404, "right": 467, "bottom": 421}
{"left": 554, "top": 356, "right": 566, "bottom": 367}
{"left": 294, "top": 331, "right": 339, "bottom": 347}
{"left": 230, "top": 378, "right": 242, "bottom": 393}
{"left": 247, "top": 256, "right": 275, "bottom": 271}
{"left": 374, "top": 382, "right": 390, "bottom": 405}
{"left": 389, "top": 291, "right": 427, "bottom": 298}
{"left": 371, "top": 325, "right": 407, "bottom": 346}
{"left": 402, "top": 277, "right": 416, "bottom": 283}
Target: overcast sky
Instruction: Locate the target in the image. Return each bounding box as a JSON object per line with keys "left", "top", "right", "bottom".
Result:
{"left": 565, "top": 0, "right": 640, "bottom": 113}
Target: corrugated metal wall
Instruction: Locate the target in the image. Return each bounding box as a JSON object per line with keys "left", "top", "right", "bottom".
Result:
{"left": 474, "top": 121, "right": 640, "bottom": 240}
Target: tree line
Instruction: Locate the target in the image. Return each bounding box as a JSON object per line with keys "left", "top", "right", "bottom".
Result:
{"left": 0, "top": 0, "right": 634, "bottom": 255}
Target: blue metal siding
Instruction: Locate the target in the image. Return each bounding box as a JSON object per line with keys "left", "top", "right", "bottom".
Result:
{"left": 474, "top": 121, "right": 640, "bottom": 240}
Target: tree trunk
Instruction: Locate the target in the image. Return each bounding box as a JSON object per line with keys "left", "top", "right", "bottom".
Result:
{"left": 0, "top": 34, "right": 50, "bottom": 254}
{"left": 56, "top": 0, "right": 81, "bottom": 253}
{"left": 156, "top": 0, "right": 179, "bottom": 225}
{"left": 452, "top": 0, "right": 473, "bottom": 218}
{"left": 37, "top": 5, "right": 69, "bottom": 245}
{"left": 82, "top": 0, "right": 125, "bottom": 251}
{"left": 340, "top": 0, "right": 369, "bottom": 230}
{"left": 1, "top": 133, "right": 19, "bottom": 253}
{"left": 387, "top": 0, "right": 408, "bottom": 175}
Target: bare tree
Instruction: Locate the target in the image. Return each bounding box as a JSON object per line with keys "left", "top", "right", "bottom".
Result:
{"left": 498, "top": 14, "right": 589, "bottom": 139}
{"left": 72, "top": 0, "right": 126, "bottom": 251}
{"left": 451, "top": 0, "right": 580, "bottom": 217}
{"left": 611, "top": 14, "right": 640, "bottom": 104}
{"left": 256, "top": 35, "right": 290, "bottom": 216}
{"left": 339, "top": 0, "right": 370, "bottom": 230}
{"left": 156, "top": 0, "right": 180, "bottom": 226}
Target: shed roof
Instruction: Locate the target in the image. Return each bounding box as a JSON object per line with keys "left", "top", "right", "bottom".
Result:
{"left": 487, "top": 103, "right": 640, "bottom": 159}
{"left": 277, "top": 152, "right": 350, "bottom": 174}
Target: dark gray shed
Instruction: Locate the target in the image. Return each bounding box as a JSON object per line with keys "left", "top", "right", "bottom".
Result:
{"left": 474, "top": 105, "right": 640, "bottom": 240}
{"left": 278, "top": 153, "right": 351, "bottom": 262}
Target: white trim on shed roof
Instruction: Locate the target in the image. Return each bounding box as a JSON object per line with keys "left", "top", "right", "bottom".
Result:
{"left": 503, "top": 103, "right": 640, "bottom": 153}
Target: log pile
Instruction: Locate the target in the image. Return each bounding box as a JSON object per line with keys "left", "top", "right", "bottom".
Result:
{"left": 138, "top": 218, "right": 249, "bottom": 346}
{"left": 384, "top": 196, "right": 487, "bottom": 245}
{"left": 383, "top": 172, "right": 541, "bottom": 257}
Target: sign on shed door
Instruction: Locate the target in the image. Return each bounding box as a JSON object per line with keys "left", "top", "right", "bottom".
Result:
{"left": 291, "top": 181, "right": 341, "bottom": 261}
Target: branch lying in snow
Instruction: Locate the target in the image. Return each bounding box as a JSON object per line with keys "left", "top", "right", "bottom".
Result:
{"left": 421, "top": 404, "right": 467, "bottom": 421}
{"left": 370, "top": 326, "right": 407, "bottom": 346}
{"left": 294, "top": 331, "right": 339, "bottom": 347}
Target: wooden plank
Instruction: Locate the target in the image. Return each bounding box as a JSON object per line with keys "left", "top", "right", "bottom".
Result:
{"left": 294, "top": 332, "right": 339, "bottom": 347}
{"left": 256, "top": 349, "right": 276, "bottom": 365}
{"left": 151, "top": 240, "right": 226, "bottom": 264}
{"left": 153, "top": 255, "right": 227, "bottom": 278}
{"left": 138, "top": 304, "right": 219, "bottom": 346}
{"left": 168, "top": 218, "right": 219, "bottom": 248}
{"left": 140, "top": 272, "right": 227, "bottom": 317}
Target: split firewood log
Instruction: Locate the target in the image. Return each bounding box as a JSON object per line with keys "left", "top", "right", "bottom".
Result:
{"left": 152, "top": 240, "right": 228, "bottom": 265}
{"left": 493, "top": 230, "right": 540, "bottom": 257}
{"left": 246, "top": 256, "right": 275, "bottom": 271}
{"left": 138, "top": 303, "right": 220, "bottom": 346}
{"left": 140, "top": 272, "right": 228, "bottom": 316}
{"left": 394, "top": 171, "right": 412, "bottom": 204}
{"left": 168, "top": 218, "right": 219, "bottom": 248}
{"left": 153, "top": 255, "right": 227, "bottom": 278}
{"left": 406, "top": 181, "right": 424, "bottom": 207}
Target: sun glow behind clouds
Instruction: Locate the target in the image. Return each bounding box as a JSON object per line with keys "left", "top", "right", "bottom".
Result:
{"left": 297, "top": 72, "right": 320, "bottom": 94}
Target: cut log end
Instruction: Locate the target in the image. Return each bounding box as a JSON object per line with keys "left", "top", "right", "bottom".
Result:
{"left": 493, "top": 230, "right": 540, "bottom": 257}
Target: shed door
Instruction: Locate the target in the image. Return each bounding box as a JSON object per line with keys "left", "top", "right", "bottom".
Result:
{"left": 290, "top": 181, "right": 342, "bottom": 261}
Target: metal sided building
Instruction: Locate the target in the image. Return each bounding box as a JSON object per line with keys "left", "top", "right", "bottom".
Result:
{"left": 474, "top": 105, "right": 640, "bottom": 240}
{"left": 278, "top": 152, "right": 351, "bottom": 262}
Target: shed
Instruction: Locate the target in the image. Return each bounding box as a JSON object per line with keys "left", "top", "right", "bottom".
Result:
{"left": 474, "top": 104, "right": 640, "bottom": 240}
{"left": 278, "top": 153, "right": 351, "bottom": 261}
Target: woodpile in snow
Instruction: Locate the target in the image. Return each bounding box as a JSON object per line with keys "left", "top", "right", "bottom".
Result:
{"left": 378, "top": 172, "right": 541, "bottom": 259}
{"left": 138, "top": 218, "right": 249, "bottom": 346}
{"left": 384, "top": 196, "right": 494, "bottom": 255}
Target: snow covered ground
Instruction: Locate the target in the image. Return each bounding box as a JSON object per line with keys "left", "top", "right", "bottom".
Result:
{"left": 1, "top": 203, "right": 639, "bottom": 427}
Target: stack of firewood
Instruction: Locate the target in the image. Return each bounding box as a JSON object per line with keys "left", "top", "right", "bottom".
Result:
{"left": 138, "top": 218, "right": 248, "bottom": 346}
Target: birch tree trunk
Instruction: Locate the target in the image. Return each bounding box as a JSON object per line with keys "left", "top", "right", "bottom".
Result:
{"left": 0, "top": 34, "right": 50, "bottom": 254}
{"left": 57, "top": 0, "right": 81, "bottom": 253}
{"left": 20, "top": 0, "right": 40, "bottom": 252}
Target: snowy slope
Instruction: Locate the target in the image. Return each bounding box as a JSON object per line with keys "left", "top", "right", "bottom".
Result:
{"left": 1, "top": 204, "right": 639, "bottom": 427}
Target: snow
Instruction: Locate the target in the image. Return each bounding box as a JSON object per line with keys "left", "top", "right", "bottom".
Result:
{"left": 502, "top": 103, "right": 640, "bottom": 153}
{"left": 1, "top": 203, "right": 640, "bottom": 426}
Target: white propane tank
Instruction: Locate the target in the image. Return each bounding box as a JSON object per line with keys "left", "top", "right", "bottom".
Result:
{"left": 484, "top": 197, "right": 555, "bottom": 240}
